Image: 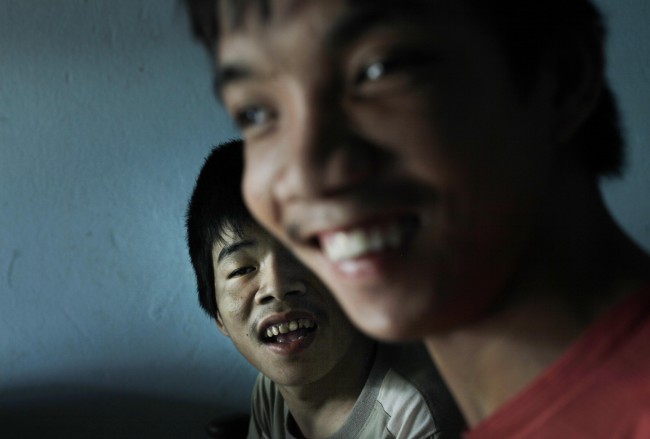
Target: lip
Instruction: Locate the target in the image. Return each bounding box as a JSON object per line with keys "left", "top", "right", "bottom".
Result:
{"left": 287, "top": 212, "right": 421, "bottom": 287}
{"left": 281, "top": 182, "right": 434, "bottom": 285}
{"left": 322, "top": 227, "right": 419, "bottom": 282}
{"left": 257, "top": 310, "right": 319, "bottom": 357}
{"left": 265, "top": 329, "right": 317, "bottom": 356}
{"left": 290, "top": 208, "right": 422, "bottom": 247}
{"left": 312, "top": 213, "right": 421, "bottom": 254}
{"left": 282, "top": 180, "right": 434, "bottom": 246}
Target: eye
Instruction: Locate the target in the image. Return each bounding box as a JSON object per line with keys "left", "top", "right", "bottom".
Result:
{"left": 354, "top": 49, "right": 435, "bottom": 87}
{"left": 227, "top": 266, "right": 256, "bottom": 279}
{"left": 233, "top": 105, "right": 277, "bottom": 132}
{"left": 358, "top": 60, "right": 387, "bottom": 83}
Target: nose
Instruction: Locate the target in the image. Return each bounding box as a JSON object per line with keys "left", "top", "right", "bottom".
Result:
{"left": 254, "top": 247, "right": 308, "bottom": 305}
{"left": 273, "top": 86, "right": 390, "bottom": 202}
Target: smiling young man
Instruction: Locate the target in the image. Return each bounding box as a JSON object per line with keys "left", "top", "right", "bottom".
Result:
{"left": 185, "top": 1, "right": 650, "bottom": 437}
{"left": 186, "top": 140, "right": 464, "bottom": 439}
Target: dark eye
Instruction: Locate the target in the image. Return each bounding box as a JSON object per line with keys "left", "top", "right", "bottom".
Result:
{"left": 234, "top": 105, "right": 276, "bottom": 131}
{"left": 358, "top": 60, "right": 387, "bottom": 83}
{"left": 227, "top": 266, "right": 256, "bottom": 279}
{"left": 355, "top": 49, "right": 434, "bottom": 86}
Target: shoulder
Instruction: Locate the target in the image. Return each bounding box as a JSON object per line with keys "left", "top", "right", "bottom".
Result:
{"left": 375, "top": 343, "right": 465, "bottom": 438}
{"left": 252, "top": 374, "right": 286, "bottom": 411}
{"left": 252, "top": 374, "right": 275, "bottom": 401}
{"left": 250, "top": 374, "right": 290, "bottom": 439}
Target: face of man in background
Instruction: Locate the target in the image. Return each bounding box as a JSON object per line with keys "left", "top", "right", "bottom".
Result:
{"left": 213, "top": 221, "right": 367, "bottom": 386}
{"left": 217, "top": 0, "right": 559, "bottom": 340}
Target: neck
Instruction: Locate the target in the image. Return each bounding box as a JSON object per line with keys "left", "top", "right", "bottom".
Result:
{"left": 426, "top": 172, "right": 650, "bottom": 427}
{"left": 279, "top": 339, "right": 376, "bottom": 439}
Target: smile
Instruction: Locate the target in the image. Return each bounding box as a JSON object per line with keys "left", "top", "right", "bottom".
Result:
{"left": 262, "top": 318, "right": 316, "bottom": 342}
{"left": 319, "top": 216, "right": 419, "bottom": 262}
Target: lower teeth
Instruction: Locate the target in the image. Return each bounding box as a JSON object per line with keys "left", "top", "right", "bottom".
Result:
{"left": 267, "top": 327, "right": 315, "bottom": 344}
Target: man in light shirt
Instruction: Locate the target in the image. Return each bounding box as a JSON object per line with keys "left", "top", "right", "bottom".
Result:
{"left": 186, "top": 140, "right": 464, "bottom": 438}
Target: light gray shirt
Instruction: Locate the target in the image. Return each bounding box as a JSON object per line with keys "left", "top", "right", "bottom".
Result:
{"left": 247, "top": 343, "right": 464, "bottom": 439}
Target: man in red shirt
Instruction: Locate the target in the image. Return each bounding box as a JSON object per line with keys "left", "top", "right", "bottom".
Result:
{"left": 185, "top": 0, "right": 650, "bottom": 437}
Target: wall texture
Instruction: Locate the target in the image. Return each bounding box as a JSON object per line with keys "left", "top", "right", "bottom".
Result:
{"left": 599, "top": 0, "right": 650, "bottom": 250}
{"left": 0, "top": 0, "right": 254, "bottom": 436}
{"left": 0, "top": 0, "right": 648, "bottom": 437}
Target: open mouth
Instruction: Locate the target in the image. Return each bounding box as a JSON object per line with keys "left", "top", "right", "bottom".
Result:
{"left": 317, "top": 215, "right": 420, "bottom": 262}
{"left": 261, "top": 318, "right": 318, "bottom": 345}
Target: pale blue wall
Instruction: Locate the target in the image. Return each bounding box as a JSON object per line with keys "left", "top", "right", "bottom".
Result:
{"left": 599, "top": 0, "right": 650, "bottom": 251}
{"left": 0, "top": 0, "right": 648, "bottom": 437}
{"left": 0, "top": 0, "right": 256, "bottom": 436}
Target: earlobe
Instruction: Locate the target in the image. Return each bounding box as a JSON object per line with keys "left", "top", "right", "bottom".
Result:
{"left": 551, "top": 35, "right": 604, "bottom": 145}
{"left": 215, "top": 311, "right": 231, "bottom": 337}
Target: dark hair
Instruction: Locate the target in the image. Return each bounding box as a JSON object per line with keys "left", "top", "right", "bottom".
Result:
{"left": 186, "top": 139, "right": 250, "bottom": 318}
{"left": 464, "top": 0, "right": 624, "bottom": 177}
{"left": 184, "top": 0, "right": 624, "bottom": 177}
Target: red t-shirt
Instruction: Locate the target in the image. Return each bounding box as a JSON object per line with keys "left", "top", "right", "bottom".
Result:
{"left": 466, "top": 286, "right": 650, "bottom": 439}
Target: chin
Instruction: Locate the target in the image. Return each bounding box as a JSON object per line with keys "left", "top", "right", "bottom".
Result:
{"left": 344, "top": 296, "right": 435, "bottom": 342}
{"left": 265, "top": 368, "right": 325, "bottom": 388}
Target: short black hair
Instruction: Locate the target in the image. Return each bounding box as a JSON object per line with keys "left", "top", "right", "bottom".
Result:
{"left": 186, "top": 139, "right": 250, "bottom": 318}
{"left": 184, "top": 0, "right": 625, "bottom": 178}
{"left": 464, "top": 0, "right": 624, "bottom": 178}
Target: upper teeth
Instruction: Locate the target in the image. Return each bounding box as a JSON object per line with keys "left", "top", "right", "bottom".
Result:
{"left": 322, "top": 223, "right": 403, "bottom": 262}
{"left": 265, "top": 319, "right": 315, "bottom": 338}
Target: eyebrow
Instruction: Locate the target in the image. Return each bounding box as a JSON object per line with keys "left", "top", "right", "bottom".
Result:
{"left": 214, "top": 64, "right": 255, "bottom": 100}
{"left": 217, "top": 239, "right": 256, "bottom": 264}
{"left": 215, "top": 7, "right": 400, "bottom": 97}
{"left": 325, "top": 7, "right": 402, "bottom": 51}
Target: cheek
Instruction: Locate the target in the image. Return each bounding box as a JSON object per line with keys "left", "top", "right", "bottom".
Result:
{"left": 218, "top": 288, "right": 250, "bottom": 323}
{"left": 351, "top": 96, "right": 455, "bottom": 180}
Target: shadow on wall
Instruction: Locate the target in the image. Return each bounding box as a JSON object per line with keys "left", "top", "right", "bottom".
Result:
{"left": 0, "top": 385, "right": 247, "bottom": 438}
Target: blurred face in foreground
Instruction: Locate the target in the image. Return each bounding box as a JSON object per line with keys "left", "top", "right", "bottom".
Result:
{"left": 217, "top": 0, "right": 558, "bottom": 340}
{"left": 214, "top": 221, "right": 367, "bottom": 386}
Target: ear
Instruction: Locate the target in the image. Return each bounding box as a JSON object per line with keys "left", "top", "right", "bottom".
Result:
{"left": 551, "top": 33, "right": 604, "bottom": 145}
{"left": 215, "top": 311, "right": 231, "bottom": 337}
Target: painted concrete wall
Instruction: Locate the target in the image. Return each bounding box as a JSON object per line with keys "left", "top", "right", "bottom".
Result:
{"left": 599, "top": 0, "right": 650, "bottom": 251}
{"left": 0, "top": 0, "right": 254, "bottom": 436}
{"left": 0, "top": 0, "right": 648, "bottom": 437}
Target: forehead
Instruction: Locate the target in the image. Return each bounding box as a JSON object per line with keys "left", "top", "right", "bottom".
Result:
{"left": 217, "top": 0, "right": 341, "bottom": 66}
{"left": 215, "top": 221, "right": 270, "bottom": 249}
{"left": 217, "top": 0, "right": 471, "bottom": 28}
{"left": 216, "top": 0, "right": 477, "bottom": 54}
{"left": 215, "top": 0, "right": 485, "bottom": 94}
